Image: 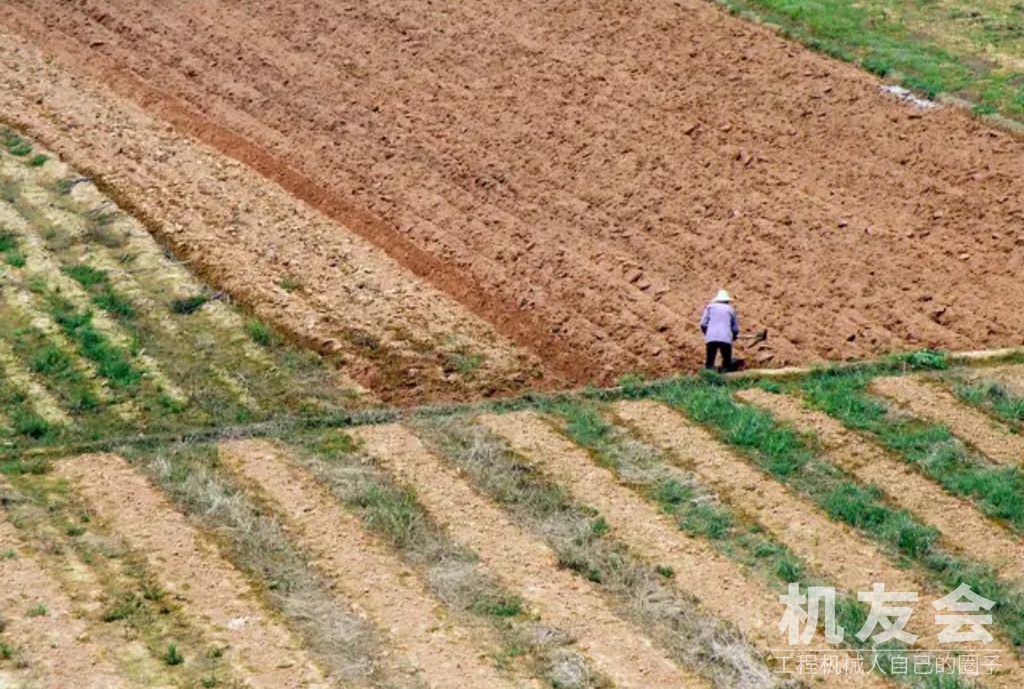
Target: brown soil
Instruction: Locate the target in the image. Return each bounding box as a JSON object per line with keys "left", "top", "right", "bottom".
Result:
{"left": 0, "top": 29, "right": 539, "bottom": 405}
{"left": 737, "top": 388, "right": 1024, "bottom": 580}
{"left": 973, "top": 365, "right": 1024, "bottom": 399}
{"left": 480, "top": 411, "right": 887, "bottom": 689}
{"left": 615, "top": 400, "right": 1023, "bottom": 686}
{"left": 217, "top": 439, "right": 524, "bottom": 689}
{"left": 54, "top": 454, "right": 329, "bottom": 689}
{"left": 0, "top": 512, "right": 128, "bottom": 689}
{"left": 356, "top": 424, "right": 707, "bottom": 689}
{"left": 4, "top": 0, "right": 1024, "bottom": 385}
{"left": 871, "top": 376, "right": 1024, "bottom": 465}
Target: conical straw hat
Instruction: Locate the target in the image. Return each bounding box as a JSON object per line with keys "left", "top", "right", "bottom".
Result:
{"left": 713, "top": 289, "right": 732, "bottom": 303}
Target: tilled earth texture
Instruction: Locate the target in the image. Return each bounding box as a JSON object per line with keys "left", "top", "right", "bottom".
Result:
{"left": 2, "top": 0, "right": 1024, "bottom": 397}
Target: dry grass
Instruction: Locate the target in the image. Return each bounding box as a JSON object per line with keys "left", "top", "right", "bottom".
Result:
{"left": 415, "top": 417, "right": 780, "bottom": 689}
{"left": 288, "top": 431, "right": 603, "bottom": 688}
{"left": 134, "top": 444, "right": 411, "bottom": 688}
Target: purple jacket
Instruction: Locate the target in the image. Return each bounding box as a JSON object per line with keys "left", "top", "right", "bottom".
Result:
{"left": 700, "top": 302, "right": 739, "bottom": 344}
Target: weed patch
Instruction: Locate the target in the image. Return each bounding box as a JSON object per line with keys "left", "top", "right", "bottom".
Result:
{"left": 416, "top": 417, "right": 774, "bottom": 689}
{"left": 47, "top": 295, "right": 142, "bottom": 390}
{"left": 952, "top": 376, "right": 1024, "bottom": 426}
{"left": 800, "top": 369, "right": 1024, "bottom": 533}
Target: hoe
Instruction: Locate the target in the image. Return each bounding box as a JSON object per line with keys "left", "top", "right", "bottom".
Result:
{"left": 737, "top": 328, "right": 769, "bottom": 346}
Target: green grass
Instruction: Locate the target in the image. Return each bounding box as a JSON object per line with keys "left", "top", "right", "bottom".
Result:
{"left": 26, "top": 603, "right": 47, "bottom": 617}
{"left": 244, "top": 318, "right": 275, "bottom": 347}
{"left": 48, "top": 296, "right": 143, "bottom": 390}
{"left": 0, "top": 229, "right": 25, "bottom": 268}
{"left": 27, "top": 154, "right": 49, "bottom": 168}
{"left": 64, "top": 264, "right": 137, "bottom": 321}
{"left": 169, "top": 295, "right": 208, "bottom": 315}
{"left": 163, "top": 643, "right": 184, "bottom": 666}
{"left": 953, "top": 376, "right": 1024, "bottom": 425}
{"left": 102, "top": 594, "right": 143, "bottom": 622}
{"left": 551, "top": 400, "right": 840, "bottom": 591}
{"left": 642, "top": 372, "right": 1024, "bottom": 646}
{"left": 717, "top": 0, "right": 1024, "bottom": 119}
{"left": 800, "top": 368, "right": 1024, "bottom": 533}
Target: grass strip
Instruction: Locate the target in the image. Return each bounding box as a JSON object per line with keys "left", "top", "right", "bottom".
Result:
{"left": 713, "top": 0, "right": 1024, "bottom": 119}
{"left": 637, "top": 374, "right": 1024, "bottom": 648}
{"left": 123, "top": 442, "right": 401, "bottom": 687}
{"left": 287, "top": 429, "right": 607, "bottom": 688}
{"left": 799, "top": 367, "right": 1024, "bottom": 535}
{"left": 950, "top": 375, "right": 1024, "bottom": 426}
{"left": 417, "top": 416, "right": 789, "bottom": 689}
{"left": 46, "top": 293, "right": 143, "bottom": 391}
{"left": 63, "top": 264, "right": 136, "bottom": 322}
{"left": 0, "top": 380, "right": 51, "bottom": 441}
{"left": 550, "top": 401, "right": 822, "bottom": 591}
{"left": 548, "top": 401, "right": 981, "bottom": 686}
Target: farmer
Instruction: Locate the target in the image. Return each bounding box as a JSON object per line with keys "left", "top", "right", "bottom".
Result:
{"left": 700, "top": 289, "right": 740, "bottom": 372}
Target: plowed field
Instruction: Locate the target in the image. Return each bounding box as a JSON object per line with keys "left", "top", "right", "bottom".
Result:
{"left": 1, "top": 0, "right": 1022, "bottom": 392}
{"left": 4, "top": 1, "right": 1024, "bottom": 687}
{"left": 5, "top": 358, "right": 1024, "bottom": 689}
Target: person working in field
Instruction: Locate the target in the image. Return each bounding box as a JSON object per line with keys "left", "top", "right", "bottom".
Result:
{"left": 700, "top": 289, "right": 739, "bottom": 371}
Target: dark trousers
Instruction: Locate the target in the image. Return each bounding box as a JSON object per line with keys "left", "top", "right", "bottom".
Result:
{"left": 705, "top": 342, "right": 733, "bottom": 371}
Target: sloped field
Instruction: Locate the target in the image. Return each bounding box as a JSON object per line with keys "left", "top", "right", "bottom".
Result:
{"left": 1, "top": 0, "right": 1023, "bottom": 386}
{"left": 0, "top": 131, "right": 368, "bottom": 450}
{"left": 4, "top": 352, "right": 1024, "bottom": 688}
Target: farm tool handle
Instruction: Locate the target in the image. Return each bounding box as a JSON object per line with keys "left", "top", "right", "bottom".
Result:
{"left": 737, "top": 329, "right": 769, "bottom": 345}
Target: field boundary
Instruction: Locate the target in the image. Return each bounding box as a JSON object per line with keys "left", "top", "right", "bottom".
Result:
{"left": 6, "top": 346, "right": 1024, "bottom": 462}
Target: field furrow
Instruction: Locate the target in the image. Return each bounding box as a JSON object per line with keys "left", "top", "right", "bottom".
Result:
{"left": 987, "top": 366, "right": 1024, "bottom": 397}
{"left": 55, "top": 453, "right": 328, "bottom": 689}
{"left": 357, "top": 423, "right": 707, "bottom": 689}
{"left": 614, "top": 402, "right": 930, "bottom": 636}
{"left": 218, "top": 438, "right": 521, "bottom": 689}
{"left": 616, "top": 399, "right": 1024, "bottom": 687}
{"left": 871, "top": 376, "right": 1024, "bottom": 465}
{"left": 0, "top": 336, "right": 70, "bottom": 426}
{"left": 0, "top": 175, "right": 189, "bottom": 407}
{"left": 480, "top": 410, "right": 887, "bottom": 689}
{"left": 737, "top": 388, "right": 1024, "bottom": 579}
{"left": 0, "top": 510, "right": 127, "bottom": 689}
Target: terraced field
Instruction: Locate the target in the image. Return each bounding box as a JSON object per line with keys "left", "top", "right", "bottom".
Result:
{"left": 0, "top": 130, "right": 368, "bottom": 451}
{"left": 1, "top": 0, "right": 1024, "bottom": 685}
{"left": 4, "top": 287, "right": 1024, "bottom": 689}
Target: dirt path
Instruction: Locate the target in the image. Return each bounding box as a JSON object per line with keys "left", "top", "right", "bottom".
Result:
{"left": 357, "top": 423, "right": 708, "bottom": 689}
{"left": 218, "top": 439, "right": 526, "bottom": 689}
{"left": 737, "top": 388, "right": 1024, "bottom": 579}
{"left": 0, "top": 27, "right": 539, "bottom": 404}
{"left": 871, "top": 376, "right": 1024, "bottom": 465}
{"left": 480, "top": 410, "right": 888, "bottom": 689}
{"left": 4, "top": 0, "right": 1024, "bottom": 382}
{"left": 54, "top": 454, "right": 329, "bottom": 689}
{"left": 0, "top": 511, "right": 127, "bottom": 689}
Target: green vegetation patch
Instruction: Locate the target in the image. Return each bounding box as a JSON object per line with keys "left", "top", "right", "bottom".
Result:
{"left": 716, "top": 0, "right": 1024, "bottom": 119}
{"left": 47, "top": 294, "right": 142, "bottom": 390}
{"left": 800, "top": 368, "right": 1024, "bottom": 533}
{"left": 641, "top": 372, "right": 1024, "bottom": 646}
{"left": 952, "top": 376, "right": 1024, "bottom": 426}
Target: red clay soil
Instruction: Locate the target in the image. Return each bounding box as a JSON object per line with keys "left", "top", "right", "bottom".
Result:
{"left": 3, "top": 0, "right": 1024, "bottom": 384}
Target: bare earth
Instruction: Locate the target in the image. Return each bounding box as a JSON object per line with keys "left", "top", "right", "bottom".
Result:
{"left": 737, "top": 387, "right": 1024, "bottom": 580}
{"left": 0, "top": 512, "right": 127, "bottom": 689}
{"left": 55, "top": 454, "right": 329, "bottom": 689}
{"left": 871, "top": 376, "right": 1024, "bottom": 466}
{"left": 2, "top": 0, "right": 1023, "bottom": 389}
{"left": 218, "top": 439, "right": 523, "bottom": 689}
